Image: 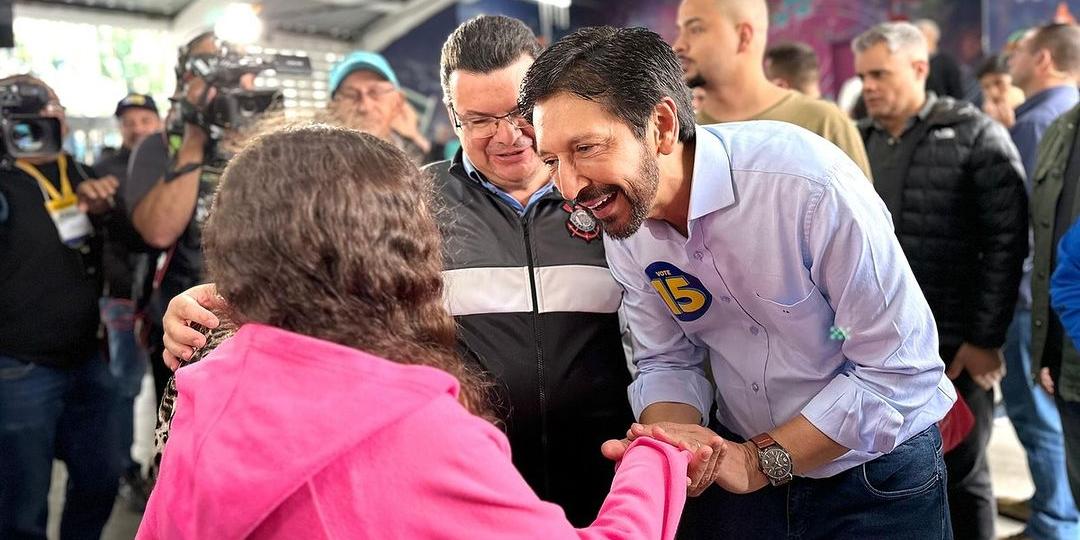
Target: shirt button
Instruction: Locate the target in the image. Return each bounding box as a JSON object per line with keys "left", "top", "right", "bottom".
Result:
{"left": 1042, "top": 219, "right": 1052, "bottom": 228}
{"left": 1038, "top": 270, "right": 1047, "bottom": 279}
{"left": 693, "top": 251, "right": 704, "bottom": 261}
{"left": 752, "top": 383, "right": 760, "bottom": 392}
{"left": 721, "top": 296, "right": 732, "bottom": 303}
{"left": 1035, "top": 319, "right": 1045, "bottom": 327}
{"left": 750, "top": 326, "right": 760, "bottom": 336}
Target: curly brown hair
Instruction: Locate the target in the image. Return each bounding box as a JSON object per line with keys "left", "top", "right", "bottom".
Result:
{"left": 202, "top": 123, "right": 490, "bottom": 416}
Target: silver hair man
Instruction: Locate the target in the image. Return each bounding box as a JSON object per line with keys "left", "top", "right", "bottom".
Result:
{"left": 852, "top": 21, "right": 929, "bottom": 62}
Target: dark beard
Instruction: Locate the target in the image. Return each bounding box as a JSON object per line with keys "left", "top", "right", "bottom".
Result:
{"left": 686, "top": 74, "right": 707, "bottom": 89}
{"left": 601, "top": 143, "right": 660, "bottom": 240}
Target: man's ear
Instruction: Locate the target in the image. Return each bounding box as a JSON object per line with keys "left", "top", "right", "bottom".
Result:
{"left": 653, "top": 96, "right": 680, "bottom": 155}
{"left": 771, "top": 77, "right": 791, "bottom": 89}
{"left": 736, "top": 21, "right": 754, "bottom": 54}
{"left": 912, "top": 59, "right": 930, "bottom": 83}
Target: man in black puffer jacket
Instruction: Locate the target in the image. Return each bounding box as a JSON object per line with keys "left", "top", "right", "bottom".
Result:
{"left": 855, "top": 22, "right": 1027, "bottom": 540}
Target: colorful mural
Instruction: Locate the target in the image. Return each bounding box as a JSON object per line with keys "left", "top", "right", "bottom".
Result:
{"left": 987, "top": 1, "right": 1080, "bottom": 52}
{"left": 763, "top": 1, "right": 978, "bottom": 98}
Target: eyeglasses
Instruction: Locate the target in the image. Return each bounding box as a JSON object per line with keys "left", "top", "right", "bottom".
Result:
{"left": 449, "top": 104, "right": 531, "bottom": 139}
{"left": 334, "top": 84, "right": 398, "bottom": 104}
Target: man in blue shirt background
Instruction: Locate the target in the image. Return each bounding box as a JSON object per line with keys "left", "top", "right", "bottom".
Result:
{"left": 1000, "top": 22, "right": 1080, "bottom": 540}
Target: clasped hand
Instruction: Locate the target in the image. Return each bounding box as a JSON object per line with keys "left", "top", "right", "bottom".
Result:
{"left": 601, "top": 422, "right": 768, "bottom": 497}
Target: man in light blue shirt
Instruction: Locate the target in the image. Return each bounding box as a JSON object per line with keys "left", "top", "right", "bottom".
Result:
{"left": 521, "top": 26, "right": 956, "bottom": 538}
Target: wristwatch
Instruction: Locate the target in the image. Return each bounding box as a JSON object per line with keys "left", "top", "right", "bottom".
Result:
{"left": 750, "top": 433, "right": 793, "bottom": 486}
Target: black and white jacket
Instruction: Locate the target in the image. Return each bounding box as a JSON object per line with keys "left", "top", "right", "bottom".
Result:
{"left": 426, "top": 151, "right": 633, "bottom": 526}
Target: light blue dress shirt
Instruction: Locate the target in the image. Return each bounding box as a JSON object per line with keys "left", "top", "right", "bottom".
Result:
{"left": 461, "top": 151, "right": 554, "bottom": 215}
{"left": 605, "top": 123, "right": 957, "bottom": 478}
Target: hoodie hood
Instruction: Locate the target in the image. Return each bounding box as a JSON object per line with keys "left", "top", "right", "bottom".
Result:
{"left": 143, "top": 323, "right": 460, "bottom": 539}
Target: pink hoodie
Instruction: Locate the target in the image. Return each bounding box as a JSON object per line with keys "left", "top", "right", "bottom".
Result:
{"left": 137, "top": 324, "right": 690, "bottom": 539}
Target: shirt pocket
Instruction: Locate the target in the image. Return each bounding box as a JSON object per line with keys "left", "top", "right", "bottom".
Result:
{"left": 753, "top": 286, "right": 830, "bottom": 323}
{"left": 752, "top": 286, "right": 838, "bottom": 379}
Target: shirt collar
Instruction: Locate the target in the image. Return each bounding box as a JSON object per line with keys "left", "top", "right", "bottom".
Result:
{"left": 460, "top": 149, "right": 555, "bottom": 215}
{"left": 1016, "top": 85, "right": 1080, "bottom": 118}
{"left": 461, "top": 149, "right": 483, "bottom": 182}
{"left": 688, "top": 125, "right": 737, "bottom": 221}
{"left": 916, "top": 91, "right": 938, "bottom": 120}
{"left": 870, "top": 92, "right": 938, "bottom": 134}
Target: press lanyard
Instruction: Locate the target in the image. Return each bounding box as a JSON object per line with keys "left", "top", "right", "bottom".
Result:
{"left": 14, "top": 153, "right": 74, "bottom": 210}
{"left": 13, "top": 154, "right": 93, "bottom": 247}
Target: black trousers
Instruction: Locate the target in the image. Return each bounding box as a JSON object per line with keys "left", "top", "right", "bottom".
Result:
{"left": 148, "top": 323, "right": 171, "bottom": 406}
{"left": 942, "top": 346, "right": 997, "bottom": 540}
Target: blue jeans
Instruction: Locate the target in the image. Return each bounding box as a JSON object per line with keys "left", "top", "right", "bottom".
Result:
{"left": 677, "top": 424, "right": 951, "bottom": 539}
{"left": 1002, "top": 309, "right": 1079, "bottom": 540}
{"left": 101, "top": 297, "right": 147, "bottom": 473}
{"left": 0, "top": 353, "right": 121, "bottom": 540}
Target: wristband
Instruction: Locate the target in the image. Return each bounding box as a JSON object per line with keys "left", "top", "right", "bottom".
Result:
{"left": 164, "top": 161, "right": 203, "bottom": 183}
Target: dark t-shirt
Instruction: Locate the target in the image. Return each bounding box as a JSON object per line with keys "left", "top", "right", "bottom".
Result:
{"left": 125, "top": 132, "right": 223, "bottom": 321}
{"left": 95, "top": 146, "right": 152, "bottom": 299}
{"left": 0, "top": 156, "right": 103, "bottom": 367}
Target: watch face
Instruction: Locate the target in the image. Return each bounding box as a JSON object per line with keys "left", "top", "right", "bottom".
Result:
{"left": 761, "top": 447, "right": 792, "bottom": 478}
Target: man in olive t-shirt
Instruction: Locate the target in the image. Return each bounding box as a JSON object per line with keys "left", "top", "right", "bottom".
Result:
{"left": 672, "top": 0, "right": 872, "bottom": 180}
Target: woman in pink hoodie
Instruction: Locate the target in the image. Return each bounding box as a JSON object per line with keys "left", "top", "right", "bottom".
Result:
{"left": 136, "top": 125, "right": 691, "bottom": 539}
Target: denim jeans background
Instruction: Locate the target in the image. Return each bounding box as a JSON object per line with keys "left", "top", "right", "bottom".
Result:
{"left": 677, "top": 423, "right": 951, "bottom": 539}
{"left": 101, "top": 297, "right": 148, "bottom": 474}
{"left": 0, "top": 353, "right": 121, "bottom": 540}
{"left": 1001, "top": 309, "right": 1079, "bottom": 540}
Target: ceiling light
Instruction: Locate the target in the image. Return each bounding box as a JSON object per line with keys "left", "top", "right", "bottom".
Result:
{"left": 214, "top": 3, "right": 263, "bottom": 45}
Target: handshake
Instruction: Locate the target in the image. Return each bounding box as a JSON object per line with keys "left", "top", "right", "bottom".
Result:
{"left": 601, "top": 422, "right": 770, "bottom": 497}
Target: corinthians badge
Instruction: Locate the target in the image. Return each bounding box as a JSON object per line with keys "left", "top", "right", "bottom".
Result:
{"left": 562, "top": 201, "right": 600, "bottom": 242}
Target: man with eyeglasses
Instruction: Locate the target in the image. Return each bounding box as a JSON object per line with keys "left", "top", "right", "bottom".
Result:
{"left": 158, "top": 15, "right": 633, "bottom": 526}
{"left": 327, "top": 51, "right": 431, "bottom": 164}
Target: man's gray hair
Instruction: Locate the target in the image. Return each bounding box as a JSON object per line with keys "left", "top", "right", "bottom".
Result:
{"left": 852, "top": 22, "right": 929, "bottom": 61}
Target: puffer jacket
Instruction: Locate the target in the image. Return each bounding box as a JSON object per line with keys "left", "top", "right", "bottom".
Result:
{"left": 858, "top": 95, "right": 1028, "bottom": 351}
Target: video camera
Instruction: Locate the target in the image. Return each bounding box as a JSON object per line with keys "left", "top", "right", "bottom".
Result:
{"left": 182, "top": 43, "right": 312, "bottom": 133}
{"left": 0, "top": 81, "right": 62, "bottom": 167}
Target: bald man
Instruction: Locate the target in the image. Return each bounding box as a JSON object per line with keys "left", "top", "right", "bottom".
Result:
{"left": 672, "top": 0, "right": 872, "bottom": 180}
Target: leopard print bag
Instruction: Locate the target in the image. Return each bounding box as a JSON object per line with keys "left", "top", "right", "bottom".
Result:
{"left": 149, "top": 320, "right": 237, "bottom": 483}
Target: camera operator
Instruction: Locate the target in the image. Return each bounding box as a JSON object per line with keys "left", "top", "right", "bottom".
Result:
{"left": 93, "top": 92, "right": 161, "bottom": 510}
{"left": 0, "top": 74, "right": 124, "bottom": 539}
{"left": 125, "top": 32, "right": 260, "bottom": 402}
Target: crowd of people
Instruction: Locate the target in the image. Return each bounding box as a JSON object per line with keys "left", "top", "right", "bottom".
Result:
{"left": 4, "top": 0, "right": 1080, "bottom": 539}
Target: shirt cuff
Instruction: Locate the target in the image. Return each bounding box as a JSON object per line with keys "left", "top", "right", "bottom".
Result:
{"left": 800, "top": 372, "right": 905, "bottom": 454}
{"left": 629, "top": 370, "right": 714, "bottom": 425}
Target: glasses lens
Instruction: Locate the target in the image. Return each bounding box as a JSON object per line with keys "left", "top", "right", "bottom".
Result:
{"left": 472, "top": 120, "right": 497, "bottom": 139}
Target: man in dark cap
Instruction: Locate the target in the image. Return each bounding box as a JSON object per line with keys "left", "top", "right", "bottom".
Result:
{"left": 93, "top": 92, "right": 162, "bottom": 510}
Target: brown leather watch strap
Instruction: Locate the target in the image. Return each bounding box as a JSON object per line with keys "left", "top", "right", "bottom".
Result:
{"left": 750, "top": 433, "right": 777, "bottom": 450}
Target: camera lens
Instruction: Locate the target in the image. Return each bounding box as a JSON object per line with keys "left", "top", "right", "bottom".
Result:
{"left": 239, "top": 99, "right": 258, "bottom": 116}
{"left": 11, "top": 120, "right": 44, "bottom": 153}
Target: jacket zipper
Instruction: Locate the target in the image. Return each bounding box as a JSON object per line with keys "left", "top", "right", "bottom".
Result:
{"left": 521, "top": 214, "right": 549, "bottom": 495}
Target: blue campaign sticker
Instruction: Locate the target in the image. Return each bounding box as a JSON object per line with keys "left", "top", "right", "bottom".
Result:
{"left": 644, "top": 261, "right": 713, "bottom": 322}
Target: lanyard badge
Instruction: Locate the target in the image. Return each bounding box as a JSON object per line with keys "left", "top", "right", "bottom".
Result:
{"left": 15, "top": 154, "right": 93, "bottom": 247}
